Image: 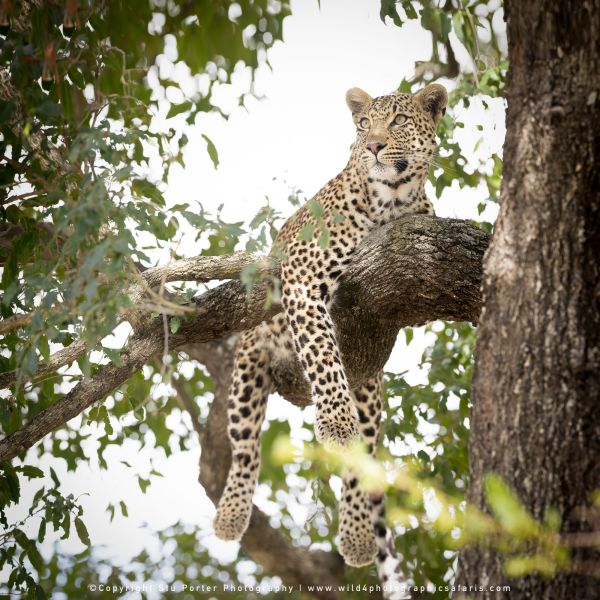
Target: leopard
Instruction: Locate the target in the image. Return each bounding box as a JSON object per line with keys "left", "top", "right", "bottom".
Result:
{"left": 213, "top": 83, "right": 448, "bottom": 574}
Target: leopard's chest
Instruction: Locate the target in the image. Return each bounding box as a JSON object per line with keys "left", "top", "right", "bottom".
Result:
{"left": 366, "top": 177, "right": 424, "bottom": 223}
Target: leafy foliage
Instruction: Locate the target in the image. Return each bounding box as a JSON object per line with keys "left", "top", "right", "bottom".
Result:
{"left": 0, "top": 0, "right": 289, "bottom": 380}
{"left": 0, "top": 0, "right": 290, "bottom": 593}
{"left": 0, "top": 462, "right": 89, "bottom": 599}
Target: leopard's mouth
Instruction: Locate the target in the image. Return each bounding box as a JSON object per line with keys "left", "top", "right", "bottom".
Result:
{"left": 366, "top": 156, "right": 404, "bottom": 176}
{"left": 364, "top": 151, "right": 410, "bottom": 174}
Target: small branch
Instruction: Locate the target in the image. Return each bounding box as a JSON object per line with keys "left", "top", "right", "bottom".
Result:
{"left": 411, "top": 0, "right": 459, "bottom": 85}
{"left": 140, "top": 251, "right": 267, "bottom": 288}
{"left": 411, "top": 39, "right": 459, "bottom": 84}
{"left": 0, "top": 313, "right": 34, "bottom": 336}
{"left": 0, "top": 335, "right": 158, "bottom": 463}
{"left": 0, "top": 267, "right": 281, "bottom": 462}
{"left": 0, "top": 339, "right": 88, "bottom": 390}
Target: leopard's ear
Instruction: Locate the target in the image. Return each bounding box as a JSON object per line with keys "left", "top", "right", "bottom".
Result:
{"left": 415, "top": 83, "right": 448, "bottom": 125}
{"left": 346, "top": 88, "right": 372, "bottom": 115}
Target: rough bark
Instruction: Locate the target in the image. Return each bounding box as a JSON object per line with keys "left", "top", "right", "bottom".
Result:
{"left": 456, "top": 2, "right": 600, "bottom": 598}
{"left": 0, "top": 216, "right": 488, "bottom": 465}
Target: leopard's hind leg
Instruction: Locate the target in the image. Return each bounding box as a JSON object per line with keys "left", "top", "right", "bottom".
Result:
{"left": 213, "top": 327, "right": 272, "bottom": 541}
{"left": 338, "top": 371, "right": 383, "bottom": 566}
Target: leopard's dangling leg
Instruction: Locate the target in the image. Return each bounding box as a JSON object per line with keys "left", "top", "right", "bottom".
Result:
{"left": 338, "top": 372, "right": 383, "bottom": 566}
{"left": 213, "top": 328, "right": 272, "bottom": 541}
{"left": 280, "top": 252, "right": 359, "bottom": 446}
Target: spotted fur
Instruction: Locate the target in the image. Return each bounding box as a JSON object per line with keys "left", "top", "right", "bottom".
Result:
{"left": 371, "top": 493, "right": 412, "bottom": 600}
{"left": 213, "top": 84, "right": 447, "bottom": 570}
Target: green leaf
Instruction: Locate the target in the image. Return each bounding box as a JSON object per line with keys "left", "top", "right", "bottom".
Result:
{"left": 49, "top": 468, "right": 60, "bottom": 489}
{"left": 331, "top": 209, "right": 346, "bottom": 224}
{"left": 452, "top": 12, "right": 468, "bottom": 49}
{"left": 74, "top": 517, "right": 90, "bottom": 545}
{"left": 166, "top": 101, "right": 192, "bottom": 119}
{"left": 23, "top": 348, "right": 39, "bottom": 376}
{"left": 297, "top": 223, "right": 315, "bottom": 241}
{"left": 131, "top": 178, "right": 165, "bottom": 206}
{"left": 138, "top": 477, "right": 151, "bottom": 494}
{"left": 61, "top": 513, "right": 71, "bottom": 539}
{"left": 201, "top": 134, "right": 219, "bottom": 168}
{"left": 26, "top": 542, "right": 44, "bottom": 572}
{"left": 306, "top": 199, "right": 324, "bottom": 219}
{"left": 440, "top": 11, "right": 452, "bottom": 40}
{"left": 99, "top": 405, "right": 113, "bottom": 436}
{"left": 401, "top": 0, "right": 418, "bottom": 20}
{"left": 37, "top": 519, "right": 46, "bottom": 543}
{"left": 13, "top": 528, "right": 30, "bottom": 550}
{"left": 417, "top": 450, "right": 430, "bottom": 463}
{"left": 103, "top": 347, "right": 123, "bottom": 366}
{"left": 19, "top": 466, "right": 44, "bottom": 479}
{"left": 317, "top": 227, "right": 330, "bottom": 249}
{"left": 169, "top": 316, "right": 182, "bottom": 334}
{"left": 1, "top": 463, "right": 21, "bottom": 503}
{"left": 504, "top": 555, "right": 557, "bottom": 578}
{"left": 240, "top": 262, "right": 260, "bottom": 292}
{"left": 37, "top": 336, "right": 50, "bottom": 362}
{"left": 485, "top": 474, "right": 540, "bottom": 538}
{"left": 379, "top": 0, "right": 402, "bottom": 26}
{"left": 119, "top": 500, "right": 128, "bottom": 517}
{"left": 543, "top": 507, "right": 561, "bottom": 532}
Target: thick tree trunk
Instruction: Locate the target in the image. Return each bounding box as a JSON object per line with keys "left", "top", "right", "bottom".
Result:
{"left": 456, "top": 2, "right": 600, "bottom": 598}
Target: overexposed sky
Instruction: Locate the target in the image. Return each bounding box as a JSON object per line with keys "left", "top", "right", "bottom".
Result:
{"left": 7, "top": 1, "right": 505, "bottom": 596}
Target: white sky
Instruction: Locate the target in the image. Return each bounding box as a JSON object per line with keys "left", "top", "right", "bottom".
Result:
{"left": 5, "top": 1, "right": 506, "bottom": 596}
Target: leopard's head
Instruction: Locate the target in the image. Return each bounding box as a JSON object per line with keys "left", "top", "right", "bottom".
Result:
{"left": 346, "top": 84, "right": 447, "bottom": 180}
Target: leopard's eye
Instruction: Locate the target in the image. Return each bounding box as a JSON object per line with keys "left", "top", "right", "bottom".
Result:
{"left": 392, "top": 114, "right": 407, "bottom": 126}
{"left": 358, "top": 117, "right": 370, "bottom": 130}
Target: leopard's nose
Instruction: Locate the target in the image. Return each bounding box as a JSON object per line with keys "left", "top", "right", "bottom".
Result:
{"left": 368, "top": 142, "right": 386, "bottom": 155}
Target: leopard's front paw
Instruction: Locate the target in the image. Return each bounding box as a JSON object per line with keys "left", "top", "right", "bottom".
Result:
{"left": 315, "top": 404, "right": 359, "bottom": 445}
{"left": 213, "top": 501, "right": 252, "bottom": 541}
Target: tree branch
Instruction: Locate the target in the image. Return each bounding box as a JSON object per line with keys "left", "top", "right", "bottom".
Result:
{"left": 0, "top": 251, "right": 267, "bottom": 387}
{"left": 0, "top": 313, "right": 35, "bottom": 337}
{"left": 0, "top": 339, "right": 88, "bottom": 391}
{"left": 140, "top": 251, "right": 266, "bottom": 288}
{"left": 0, "top": 216, "right": 489, "bottom": 463}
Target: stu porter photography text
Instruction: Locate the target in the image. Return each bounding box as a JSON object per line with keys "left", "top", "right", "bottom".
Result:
{"left": 87, "top": 582, "right": 512, "bottom": 595}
